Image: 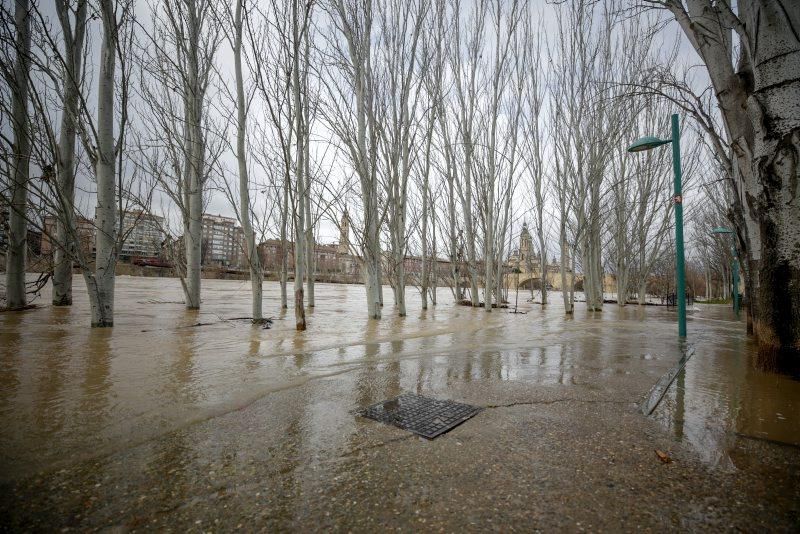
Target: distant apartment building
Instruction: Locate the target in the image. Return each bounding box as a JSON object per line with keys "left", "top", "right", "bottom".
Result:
{"left": 41, "top": 211, "right": 164, "bottom": 262}
{"left": 120, "top": 211, "right": 164, "bottom": 259}
{"left": 41, "top": 215, "right": 96, "bottom": 260}
{"left": 202, "top": 214, "right": 244, "bottom": 267}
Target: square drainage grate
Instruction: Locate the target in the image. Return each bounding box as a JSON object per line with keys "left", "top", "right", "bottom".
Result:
{"left": 358, "top": 393, "right": 482, "bottom": 439}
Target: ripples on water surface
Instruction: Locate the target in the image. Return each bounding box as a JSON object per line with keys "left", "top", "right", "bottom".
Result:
{"left": 0, "top": 276, "right": 797, "bottom": 479}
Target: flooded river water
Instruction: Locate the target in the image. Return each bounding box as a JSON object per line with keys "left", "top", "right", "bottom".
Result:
{"left": 1, "top": 276, "right": 798, "bottom": 484}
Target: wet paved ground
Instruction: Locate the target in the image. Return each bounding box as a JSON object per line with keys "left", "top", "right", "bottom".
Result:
{"left": 1, "top": 277, "right": 799, "bottom": 531}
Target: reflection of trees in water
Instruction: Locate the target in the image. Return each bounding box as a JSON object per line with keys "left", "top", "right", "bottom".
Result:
{"left": 479, "top": 351, "right": 502, "bottom": 381}
{"left": 293, "top": 327, "right": 309, "bottom": 369}
{"left": 352, "top": 320, "right": 403, "bottom": 407}
{"left": 354, "top": 341, "right": 383, "bottom": 409}
{"left": 387, "top": 340, "right": 403, "bottom": 392}
{"left": 78, "top": 329, "right": 113, "bottom": 435}
{"left": 0, "top": 311, "right": 23, "bottom": 414}
{"left": 33, "top": 325, "right": 71, "bottom": 437}
{"left": 164, "top": 317, "right": 200, "bottom": 405}
{"left": 244, "top": 330, "right": 262, "bottom": 373}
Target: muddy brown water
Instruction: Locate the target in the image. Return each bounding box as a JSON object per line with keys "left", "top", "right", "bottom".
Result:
{"left": 0, "top": 276, "right": 798, "bottom": 484}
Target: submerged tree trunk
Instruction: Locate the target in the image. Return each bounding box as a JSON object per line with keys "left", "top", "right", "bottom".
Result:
{"left": 430, "top": 200, "right": 437, "bottom": 306}
{"left": 560, "top": 233, "right": 573, "bottom": 314}
{"left": 292, "top": 0, "right": 306, "bottom": 330}
{"left": 421, "top": 186, "right": 429, "bottom": 310}
{"left": 233, "top": 0, "right": 262, "bottom": 321}
{"left": 462, "top": 149, "right": 479, "bottom": 306}
{"left": 448, "top": 174, "right": 459, "bottom": 302}
{"left": 538, "top": 229, "right": 547, "bottom": 306}
{"left": 52, "top": 0, "right": 88, "bottom": 307}
{"left": 305, "top": 206, "right": 314, "bottom": 308}
{"left": 364, "top": 179, "right": 383, "bottom": 319}
{"left": 5, "top": 0, "right": 31, "bottom": 310}
{"left": 638, "top": 278, "right": 647, "bottom": 306}
{"left": 420, "top": 120, "right": 432, "bottom": 310}
{"left": 280, "top": 173, "right": 289, "bottom": 309}
{"left": 185, "top": 149, "right": 203, "bottom": 310}
{"left": 303, "top": 27, "right": 315, "bottom": 309}
{"left": 87, "top": 0, "right": 117, "bottom": 327}
{"left": 179, "top": 0, "right": 211, "bottom": 311}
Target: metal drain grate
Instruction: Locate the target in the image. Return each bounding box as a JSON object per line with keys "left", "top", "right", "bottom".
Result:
{"left": 358, "top": 393, "right": 482, "bottom": 439}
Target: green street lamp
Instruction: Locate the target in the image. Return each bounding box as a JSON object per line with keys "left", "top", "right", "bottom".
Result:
{"left": 628, "top": 113, "right": 687, "bottom": 338}
{"left": 711, "top": 226, "right": 740, "bottom": 317}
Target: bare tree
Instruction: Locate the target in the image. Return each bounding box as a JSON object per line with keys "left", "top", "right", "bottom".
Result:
{"left": 374, "top": 0, "right": 429, "bottom": 317}
{"left": 3, "top": 0, "right": 31, "bottom": 310}
{"left": 448, "top": 0, "right": 486, "bottom": 307}
{"left": 291, "top": 0, "right": 309, "bottom": 330}
{"left": 50, "top": 0, "right": 88, "bottom": 307}
{"left": 246, "top": 0, "right": 294, "bottom": 310}
{"left": 138, "top": 0, "right": 220, "bottom": 309}
{"left": 521, "top": 15, "right": 549, "bottom": 307}
{"left": 212, "top": 0, "right": 265, "bottom": 321}
{"left": 321, "top": 0, "right": 384, "bottom": 319}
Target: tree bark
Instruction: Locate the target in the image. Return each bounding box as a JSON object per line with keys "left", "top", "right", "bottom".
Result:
{"left": 234, "top": 0, "right": 263, "bottom": 321}
{"left": 280, "top": 174, "right": 289, "bottom": 309}
{"left": 420, "top": 119, "right": 432, "bottom": 311}
{"left": 52, "top": 0, "right": 88, "bottom": 307}
{"left": 5, "top": 0, "right": 31, "bottom": 310}
{"left": 292, "top": 0, "right": 306, "bottom": 330}
{"left": 183, "top": 0, "right": 205, "bottom": 310}
{"left": 560, "top": 233, "right": 572, "bottom": 314}
{"left": 303, "top": 25, "right": 315, "bottom": 309}
{"left": 87, "top": 0, "right": 117, "bottom": 327}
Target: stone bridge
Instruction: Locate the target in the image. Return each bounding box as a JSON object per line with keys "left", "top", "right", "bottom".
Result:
{"left": 505, "top": 267, "right": 576, "bottom": 291}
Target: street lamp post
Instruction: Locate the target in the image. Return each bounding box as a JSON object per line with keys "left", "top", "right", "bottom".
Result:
{"left": 627, "top": 113, "right": 687, "bottom": 338}
{"left": 711, "top": 226, "right": 740, "bottom": 317}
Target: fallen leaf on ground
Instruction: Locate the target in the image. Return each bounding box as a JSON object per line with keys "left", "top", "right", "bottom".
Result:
{"left": 655, "top": 449, "right": 672, "bottom": 463}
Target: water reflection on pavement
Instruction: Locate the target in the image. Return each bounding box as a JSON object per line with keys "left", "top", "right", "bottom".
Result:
{"left": 0, "top": 277, "right": 798, "bottom": 529}
{"left": 653, "top": 306, "right": 800, "bottom": 468}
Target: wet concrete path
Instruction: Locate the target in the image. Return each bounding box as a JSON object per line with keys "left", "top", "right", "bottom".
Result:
{"left": 1, "top": 278, "right": 798, "bottom": 530}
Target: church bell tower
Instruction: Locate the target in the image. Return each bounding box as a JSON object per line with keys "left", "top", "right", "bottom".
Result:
{"left": 338, "top": 209, "right": 350, "bottom": 254}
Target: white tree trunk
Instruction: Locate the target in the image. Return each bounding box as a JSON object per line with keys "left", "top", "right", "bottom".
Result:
{"left": 234, "top": 0, "right": 262, "bottom": 321}
{"left": 5, "top": 0, "right": 31, "bottom": 310}
{"left": 538, "top": 230, "right": 547, "bottom": 306}
{"left": 420, "top": 127, "right": 431, "bottom": 311}
{"left": 292, "top": 0, "right": 306, "bottom": 330}
{"left": 638, "top": 278, "right": 647, "bottom": 306}
{"left": 280, "top": 174, "right": 289, "bottom": 309}
{"left": 303, "top": 27, "right": 315, "bottom": 309}
{"left": 430, "top": 197, "right": 437, "bottom": 306}
{"left": 52, "top": 0, "right": 87, "bottom": 307}
{"left": 185, "top": 141, "right": 203, "bottom": 310}
{"left": 559, "top": 232, "right": 572, "bottom": 314}
{"left": 86, "top": 0, "right": 117, "bottom": 327}
{"left": 169, "top": 0, "right": 214, "bottom": 311}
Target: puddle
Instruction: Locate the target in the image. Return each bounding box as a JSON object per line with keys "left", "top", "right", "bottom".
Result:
{"left": 652, "top": 305, "right": 800, "bottom": 468}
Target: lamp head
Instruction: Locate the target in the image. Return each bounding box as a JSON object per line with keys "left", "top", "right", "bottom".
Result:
{"left": 627, "top": 136, "right": 672, "bottom": 153}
